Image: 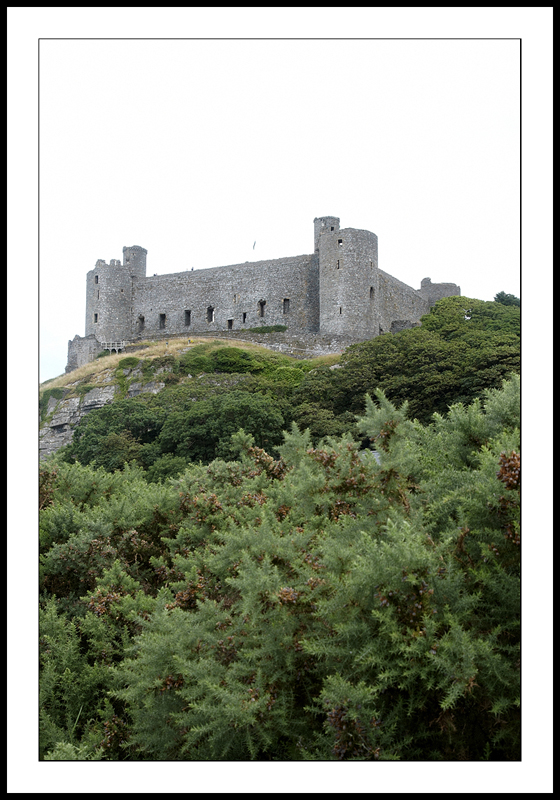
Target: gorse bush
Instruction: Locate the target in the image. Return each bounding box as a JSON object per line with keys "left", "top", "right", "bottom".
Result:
{"left": 40, "top": 376, "right": 520, "bottom": 760}
{"left": 118, "top": 356, "right": 140, "bottom": 370}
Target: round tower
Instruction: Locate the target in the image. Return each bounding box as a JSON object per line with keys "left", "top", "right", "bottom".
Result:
{"left": 318, "top": 223, "right": 379, "bottom": 338}
{"left": 314, "top": 216, "right": 340, "bottom": 253}
{"left": 123, "top": 245, "right": 147, "bottom": 279}
{"left": 85, "top": 247, "right": 146, "bottom": 343}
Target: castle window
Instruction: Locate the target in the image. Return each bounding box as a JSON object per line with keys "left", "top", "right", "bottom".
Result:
{"left": 370, "top": 286, "right": 374, "bottom": 299}
{"left": 258, "top": 300, "right": 266, "bottom": 318}
{"left": 94, "top": 313, "right": 98, "bottom": 323}
{"left": 97, "top": 291, "right": 99, "bottom": 299}
{"left": 339, "top": 307, "right": 342, "bottom": 314}
{"left": 242, "top": 313, "right": 247, "bottom": 323}
{"left": 283, "top": 298, "right": 290, "bottom": 314}
{"left": 228, "top": 319, "right": 234, "bottom": 330}
{"left": 338, "top": 239, "right": 343, "bottom": 248}
{"left": 207, "top": 306, "right": 214, "bottom": 323}
{"left": 331, "top": 226, "right": 334, "bottom": 231}
{"left": 184, "top": 310, "right": 191, "bottom": 326}
{"left": 337, "top": 260, "right": 340, "bottom": 269}
{"left": 137, "top": 315, "right": 145, "bottom": 332}
{"left": 95, "top": 275, "right": 98, "bottom": 284}
{"left": 159, "top": 313, "right": 166, "bottom": 329}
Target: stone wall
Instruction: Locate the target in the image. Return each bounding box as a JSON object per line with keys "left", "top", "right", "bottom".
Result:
{"left": 66, "top": 216, "right": 462, "bottom": 374}
{"left": 418, "top": 277, "right": 462, "bottom": 308}
{"left": 66, "top": 334, "right": 103, "bottom": 373}
{"left": 129, "top": 254, "right": 319, "bottom": 339}
{"left": 377, "top": 270, "right": 430, "bottom": 334}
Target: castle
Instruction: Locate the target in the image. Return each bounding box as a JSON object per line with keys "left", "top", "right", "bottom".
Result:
{"left": 66, "top": 215, "right": 460, "bottom": 371}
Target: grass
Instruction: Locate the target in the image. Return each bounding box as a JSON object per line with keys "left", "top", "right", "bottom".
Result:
{"left": 40, "top": 336, "right": 343, "bottom": 395}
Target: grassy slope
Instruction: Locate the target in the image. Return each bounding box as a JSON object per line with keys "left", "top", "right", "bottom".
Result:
{"left": 40, "top": 337, "right": 341, "bottom": 396}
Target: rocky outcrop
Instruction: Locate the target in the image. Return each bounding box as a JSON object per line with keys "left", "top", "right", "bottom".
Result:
{"left": 39, "top": 381, "right": 165, "bottom": 460}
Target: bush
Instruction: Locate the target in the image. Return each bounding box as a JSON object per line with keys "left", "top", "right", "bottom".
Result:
{"left": 209, "top": 347, "right": 259, "bottom": 374}
{"left": 176, "top": 352, "right": 213, "bottom": 376}
{"left": 248, "top": 325, "right": 288, "bottom": 333}
{"left": 40, "top": 378, "right": 520, "bottom": 760}
{"left": 75, "top": 383, "right": 97, "bottom": 396}
{"left": 119, "top": 356, "right": 140, "bottom": 370}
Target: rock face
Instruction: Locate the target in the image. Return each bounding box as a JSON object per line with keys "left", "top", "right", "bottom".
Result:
{"left": 39, "top": 381, "right": 164, "bottom": 460}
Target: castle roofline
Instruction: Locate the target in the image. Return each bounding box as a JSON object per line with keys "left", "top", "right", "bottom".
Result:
{"left": 134, "top": 252, "right": 314, "bottom": 281}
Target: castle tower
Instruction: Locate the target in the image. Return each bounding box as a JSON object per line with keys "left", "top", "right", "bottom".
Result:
{"left": 85, "top": 247, "right": 147, "bottom": 342}
{"left": 314, "top": 216, "right": 340, "bottom": 253}
{"left": 123, "top": 245, "right": 147, "bottom": 279}
{"left": 317, "top": 220, "right": 379, "bottom": 338}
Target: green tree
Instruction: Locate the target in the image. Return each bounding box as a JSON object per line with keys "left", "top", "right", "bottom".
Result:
{"left": 158, "top": 390, "right": 285, "bottom": 463}
{"left": 41, "top": 376, "right": 520, "bottom": 761}
{"left": 63, "top": 399, "right": 165, "bottom": 467}
{"left": 494, "top": 291, "right": 520, "bottom": 307}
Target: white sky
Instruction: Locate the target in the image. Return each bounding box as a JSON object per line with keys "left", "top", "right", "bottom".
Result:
{"left": 7, "top": 7, "right": 552, "bottom": 795}
{"left": 36, "top": 36, "right": 523, "bottom": 382}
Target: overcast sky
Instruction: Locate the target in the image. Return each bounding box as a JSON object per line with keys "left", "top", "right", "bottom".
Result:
{"left": 37, "top": 36, "right": 522, "bottom": 382}
{"left": 7, "top": 8, "right": 553, "bottom": 795}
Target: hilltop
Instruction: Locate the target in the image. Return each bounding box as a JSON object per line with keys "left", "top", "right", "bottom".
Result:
{"left": 40, "top": 337, "right": 341, "bottom": 462}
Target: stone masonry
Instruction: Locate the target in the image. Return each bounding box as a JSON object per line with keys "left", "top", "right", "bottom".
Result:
{"left": 67, "top": 216, "right": 460, "bottom": 371}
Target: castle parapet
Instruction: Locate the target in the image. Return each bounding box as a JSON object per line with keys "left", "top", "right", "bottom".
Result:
{"left": 419, "top": 277, "right": 461, "bottom": 308}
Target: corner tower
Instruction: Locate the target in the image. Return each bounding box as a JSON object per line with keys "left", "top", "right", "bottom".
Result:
{"left": 85, "top": 246, "right": 147, "bottom": 342}
{"left": 314, "top": 216, "right": 340, "bottom": 253}
{"left": 317, "top": 219, "right": 379, "bottom": 338}
{"left": 123, "top": 245, "right": 147, "bottom": 279}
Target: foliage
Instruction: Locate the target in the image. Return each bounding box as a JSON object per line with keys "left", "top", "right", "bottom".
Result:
{"left": 157, "top": 390, "right": 285, "bottom": 463}
{"left": 175, "top": 349, "right": 213, "bottom": 376}
{"left": 208, "top": 347, "right": 261, "bottom": 374}
{"left": 61, "top": 399, "right": 165, "bottom": 468}
{"left": 40, "top": 377, "right": 520, "bottom": 760}
{"left": 494, "top": 291, "right": 520, "bottom": 307}
{"left": 118, "top": 356, "right": 140, "bottom": 369}
{"left": 248, "top": 325, "right": 288, "bottom": 333}
{"left": 420, "top": 295, "right": 520, "bottom": 339}
{"left": 329, "top": 297, "right": 519, "bottom": 424}
{"left": 74, "top": 383, "right": 97, "bottom": 396}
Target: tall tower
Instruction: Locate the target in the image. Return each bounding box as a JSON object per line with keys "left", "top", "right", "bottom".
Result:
{"left": 123, "top": 245, "right": 147, "bottom": 279}
{"left": 314, "top": 216, "right": 340, "bottom": 253}
{"left": 317, "top": 219, "right": 379, "bottom": 338}
{"left": 85, "top": 247, "right": 147, "bottom": 342}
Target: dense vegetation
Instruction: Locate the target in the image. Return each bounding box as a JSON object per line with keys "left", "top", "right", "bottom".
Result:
{"left": 57, "top": 296, "right": 519, "bottom": 479}
{"left": 39, "top": 296, "right": 520, "bottom": 760}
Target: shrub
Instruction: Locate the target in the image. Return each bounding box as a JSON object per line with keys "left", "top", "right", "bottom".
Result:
{"left": 75, "top": 384, "right": 97, "bottom": 396}
{"left": 176, "top": 352, "right": 213, "bottom": 376}
{"left": 119, "top": 356, "right": 140, "bottom": 370}
{"left": 248, "top": 325, "right": 288, "bottom": 333}
{"left": 209, "top": 347, "right": 259, "bottom": 374}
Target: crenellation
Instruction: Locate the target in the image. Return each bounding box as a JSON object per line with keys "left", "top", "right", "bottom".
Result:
{"left": 67, "top": 215, "right": 461, "bottom": 371}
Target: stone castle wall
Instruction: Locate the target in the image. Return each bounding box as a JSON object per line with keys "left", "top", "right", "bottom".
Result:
{"left": 377, "top": 270, "right": 432, "bottom": 334}
{"left": 66, "top": 216, "right": 461, "bottom": 372}
{"left": 130, "top": 253, "right": 319, "bottom": 339}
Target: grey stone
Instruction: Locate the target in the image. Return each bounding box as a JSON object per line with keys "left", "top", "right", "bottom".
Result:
{"left": 66, "top": 215, "right": 460, "bottom": 372}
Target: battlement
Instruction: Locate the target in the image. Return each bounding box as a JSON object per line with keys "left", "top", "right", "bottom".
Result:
{"left": 67, "top": 215, "right": 461, "bottom": 372}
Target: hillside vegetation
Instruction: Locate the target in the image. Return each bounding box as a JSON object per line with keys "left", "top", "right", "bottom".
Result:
{"left": 39, "top": 296, "right": 520, "bottom": 760}
{"left": 44, "top": 296, "right": 519, "bottom": 481}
